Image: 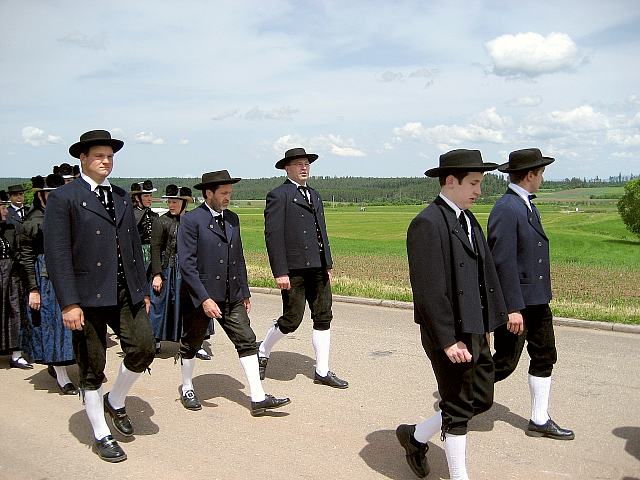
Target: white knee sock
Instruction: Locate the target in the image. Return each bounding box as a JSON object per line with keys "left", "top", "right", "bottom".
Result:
{"left": 239, "top": 355, "right": 266, "bottom": 402}
{"left": 414, "top": 411, "right": 442, "bottom": 444}
{"left": 53, "top": 366, "right": 72, "bottom": 387}
{"left": 11, "top": 350, "right": 29, "bottom": 365}
{"left": 84, "top": 387, "right": 111, "bottom": 440}
{"left": 528, "top": 374, "right": 551, "bottom": 425}
{"left": 259, "top": 324, "right": 285, "bottom": 358}
{"left": 312, "top": 328, "right": 331, "bottom": 377}
{"left": 181, "top": 358, "right": 196, "bottom": 392}
{"left": 108, "top": 363, "right": 141, "bottom": 410}
{"left": 444, "top": 433, "right": 469, "bottom": 480}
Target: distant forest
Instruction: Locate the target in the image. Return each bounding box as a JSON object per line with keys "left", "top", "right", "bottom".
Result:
{"left": 1, "top": 174, "right": 635, "bottom": 205}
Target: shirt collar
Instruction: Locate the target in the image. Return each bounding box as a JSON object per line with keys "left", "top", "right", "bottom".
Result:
{"left": 204, "top": 202, "right": 223, "bottom": 218}
{"left": 287, "top": 178, "right": 307, "bottom": 188}
{"left": 81, "top": 173, "right": 111, "bottom": 192}
{"left": 508, "top": 183, "right": 533, "bottom": 210}
{"left": 438, "top": 193, "right": 464, "bottom": 218}
{"left": 10, "top": 204, "right": 21, "bottom": 211}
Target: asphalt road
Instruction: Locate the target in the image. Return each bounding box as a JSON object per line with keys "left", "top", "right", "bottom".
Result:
{"left": 1, "top": 292, "right": 638, "bottom": 480}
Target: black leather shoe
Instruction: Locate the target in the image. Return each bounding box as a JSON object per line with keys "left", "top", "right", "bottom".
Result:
{"left": 180, "top": 386, "right": 202, "bottom": 411}
{"left": 258, "top": 356, "right": 268, "bottom": 380}
{"left": 59, "top": 382, "right": 78, "bottom": 395}
{"left": 103, "top": 393, "right": 134, "bottom": 437}
{"left": 9, "top": 357, "right": 33, "bottom": 370}
{"left": 94, "top": 435, "right": 127, "bottom": 463}
{"left": 250, "top": 394, "right": 291, "bottom": 417}
{"left": 526, "top": 418, "right": 575, "bottom": 440}
{"left": 396, "top": 424, "right": 430, "bottom": 478}
{"left": 314, "top": 371, "right": 348, "bottom": 389}
{"left": 195, "top": 349, "right": 211, "bottom": 360}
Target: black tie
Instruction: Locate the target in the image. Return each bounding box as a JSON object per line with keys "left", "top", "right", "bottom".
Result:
{"left": 97, "top": 186, "right": 116, "bottom": 223}
{"left": 17, "top": 207, "right": 23, "bottom": 219}
{"left": 298, "top": 186, "right": 312, "bottom": 206}
{"left": 458, "top": 212, "right": 469, "bottom": 237}
{"left": 528, "top": 194, "right": 541, "bottom": 221}
{"left": 216, "top": 213, "right": 226, "bottom": 234}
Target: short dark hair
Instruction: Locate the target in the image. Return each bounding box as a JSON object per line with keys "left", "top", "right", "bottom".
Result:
{"left": 509, "top": 166, "right": 543, "bottom": 184}
{"left": 438, "top": 171, "right": 470, "bottom": 186}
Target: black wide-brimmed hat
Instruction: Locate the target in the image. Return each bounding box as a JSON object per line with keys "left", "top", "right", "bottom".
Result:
{"left": 53, "top": 163, "right": 74, "bottom": 179}
{"left": 193, "top": 170, "right": 241, "bottom": 190}
{"left": 498, "top": 148, "right": 555, "bottom": 173}
{"left": 72, "top": 164, "right": 80, "bottom": 177}
{"left": 162, "top": 184, "right": 193, "bottom": 201}
{"left": 31, "top": 174, "right": 65, "bottom": 192}
{"left": 0, "top": 190, "right": 10, "bottom": 205}
{"left": 425, "top": 149, "right": 498, "bottom": 177}
{"left": 130, "top": 179, "right": 157, "bottom": 195}
{"left": 7, "top": 184, "right": 28, "bottom": 194}
{"left": 69, "top": 130, "right": 124, "bottom": 159}
{"left": 275, "top": 147, "right": 318, "bottom": 169}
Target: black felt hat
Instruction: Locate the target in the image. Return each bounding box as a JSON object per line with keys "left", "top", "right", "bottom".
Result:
{"left": 53, "top": 163, "right": 74, "bottom": 179}
{"left": 193, "top": 170, "right": 241, "bottom": 190}
{"left": 130, "top": 179, "right": 157, "bottom": 195}
{"left": 498, "top": 148, "right": 555, "bottom": 173}
{"left": 275, "top": 147, "right": 318, "bottom": 169}
{"left": 424, "top": 149, "right": 498, "bottom": 177}
{"left": 69, "top": 130, "right": 124, "bottom": 159}
{"left": 31, "top": 174, "right": 65, "bottom": 192}
{"left": 7, "top": 184, "right": 28, "bottom": 194}
{"left": 0, "top": 190, "right": 10, "bottom": 205}
{"left": 162, "top": 184, "right": 193, "bottom": 201}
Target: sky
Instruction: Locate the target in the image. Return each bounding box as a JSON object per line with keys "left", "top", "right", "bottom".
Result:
{"left": 1, "top": 0, "right": 639, "bottom": 180}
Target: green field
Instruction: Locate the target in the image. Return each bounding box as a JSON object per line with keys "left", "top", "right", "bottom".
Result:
{"left": 223, "top": 187, "right": 639, "bottom": 325}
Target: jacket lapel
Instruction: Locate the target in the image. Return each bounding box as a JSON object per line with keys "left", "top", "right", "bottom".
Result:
{"left": 506, "top": 189, "right": 547, "bottom": 239}
{"left": 435, "top": 196, "right": 476, "bottom": 256}
{"left": 112, "top": 187, "right": 127, "bottom": 226}
{"left": 285, "top": 180, "right": 313, "bottom": 212}
{"left": 77, "top": 179, "right": 114, "bottom": 224}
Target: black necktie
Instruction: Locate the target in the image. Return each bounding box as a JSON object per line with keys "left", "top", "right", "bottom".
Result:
{"left": 215, "top": 213, "right": 225, "bottom": 234}
{"left": 97, "top": 186, "right": 116, "bottom": 223}
{"left": 528, "top": 194, "right": 541, "bottom": 221}
{"left": 298, "top": 186, "right": 312, "bottom": 206}
{"left": 458, "top": 212, "right": 469, "bottom": 237}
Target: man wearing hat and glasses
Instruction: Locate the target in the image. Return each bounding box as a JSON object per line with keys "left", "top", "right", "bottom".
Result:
{"left": 398, "top": 149, "right": 507, "bottom": 480}
{"left": 6, "top": 184, "right": 30, "bottom": 233}
{"left": 258, "top": 148, "right": 348, "bottom": 389}
{"left": 177, "top": 170, "right": 290, "bottom": 415}
{"left": 488, "top": 148, "right": 574, "bottom": 441}
{"left": 43, "top": 130, "right": 155, "bottom": 462}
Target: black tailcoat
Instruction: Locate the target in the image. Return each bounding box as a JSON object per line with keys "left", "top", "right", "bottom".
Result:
{"left": 43, "top": 179, "right": 148, "bottom": 309}
{"left": 407, "top": 196, "right": 507, "bottom": 354}
{"left": 178, "top": 203, "right": 250, "bottom": 307}
{"left": 264, "top": 179, "right": 332, "bottom": 277}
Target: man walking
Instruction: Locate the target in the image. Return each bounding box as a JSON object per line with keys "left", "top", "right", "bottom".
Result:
{"left": 399, "top": 149, "right": 507, "bottom": 479}
{"left": 177, "top": 170, "right": 290, "bottom": 416}
{"left": 44, "top": 130, "right": 156, "bottom": 463}
{"left": 488, "top": 148, "right": 574, "bottom": 440}
{"left": 258, "top": 148, "right": 348, "bottom": 389}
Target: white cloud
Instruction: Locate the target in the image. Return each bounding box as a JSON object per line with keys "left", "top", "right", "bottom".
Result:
{"left": 179, "top": 139, "right": 190, "bottom": 145}
{"left": 244, "top": 106, "right": 298, "bottom": 121}
{"left": 485, "top": 32, "right": 580, "bottom": 77}
{"left": 134, "top": 131, "right": 165, "bottom": 145}
{"left": 330, "top": 145, "right": 365, "bottom": 157}
{"left": 506, "top": 95, "right": 543, "bottom": 107}
{"left": 211, "top": 110, "right": 238, "bottom": 121}
{"left": 21, "top": 126, "right": 62, "bottom": 146}
{"left": 606, "top": 130, "right": 640, "bottom": 146}
{"left": 58, "top": 32, "right": 107, "bottom": 50}
{"left": 273, "top": 133, "right": 365, "bottom": 157}
{"left": 378, "top": 67, "right": 436, "bottom": 88}
{"left": 473, "top": 107, "right": 509, "bottom": 130}
{"left": 547, "top": 105, "right": 610, "bottom": 131}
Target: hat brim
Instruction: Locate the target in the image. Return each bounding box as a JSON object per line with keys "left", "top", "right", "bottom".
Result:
{"left": 130, "top": 188, "right": 158, "bottom": 194}
{"left": 424, "top": 163, "right": 499, "bottom": 177}
{"left": 69, "top": 138, "right": 124, "bottom": 159}
{"left": 193, "top": 178, "right": 241, "bottom": 190}
{"left": 275, "top": 153, "right": 318, "bottom": 170}
{"left": 497, "top": 157, "right": 555, "bottom": 173}
{"left": 162, "top": 195, "right": 192, "bottom": 201}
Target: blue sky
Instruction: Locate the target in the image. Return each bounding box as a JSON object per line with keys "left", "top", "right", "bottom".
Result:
{"left": 1, "top": 0, "right": 639, "bottom": 180}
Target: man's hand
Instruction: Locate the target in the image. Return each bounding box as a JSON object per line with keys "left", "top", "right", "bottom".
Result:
{"left": 327, "top": 269, "right": 333, "bottom": 284}
{"left": 29, "top": 290, "right": 41, "bottom": 310}
{"left": 275, "top": 275, "right": 290, "bottom": 290}
{"left": 62, "top": 304, "right": 84, "bottom": 330}
{"left": 144, "top": 296, "right": 151, "bottom": 315}
{"left": 444, "top": 341, "right": 472, "bottom": 363}
{"left": 202, "top": 298, "right": 222, "bottom": 319}
{"left": 243, "top": 298, "right": 251, "bottom": 314}
{"left": 152, "top": 274, "right": 163, "bottom": 293}
{"left": 507, "top": 311, "right": 525, "bottom": 335}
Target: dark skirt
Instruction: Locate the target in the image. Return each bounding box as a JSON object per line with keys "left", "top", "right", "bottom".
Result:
{"left": 23, "top": 255, "right": 75, "bottom": 365}
{"left": 0, "top": 258, "right": 23, "bottom": 353}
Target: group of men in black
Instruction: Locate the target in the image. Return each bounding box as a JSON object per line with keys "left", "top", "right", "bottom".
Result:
{"left": 2, "top": 129, "right": 572, "bottom": 478}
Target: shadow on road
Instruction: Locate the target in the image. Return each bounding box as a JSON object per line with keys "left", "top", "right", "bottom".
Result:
{"left": 261, "top": 350, "right": 316, "bottom": 382}
{"left": 359, "top": 429, "right": 447, "bottom": 479}
{"left": 471, "top": 401, "right": 529, "bottom": 433}
{"left": 613, "top": 426, "right": 640, "bottom": 461}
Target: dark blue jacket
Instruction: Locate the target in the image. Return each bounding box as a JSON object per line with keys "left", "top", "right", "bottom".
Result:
{"left": 487, "top": 189, "right": 552, "bottom": 312}
{"left": 264, "top": 180, "right": 333, "bottom": 277}
{"left": 178, "top": 203, "right": 250, "bottom": 306}
{"left": 43, "top": 179, "right": 148, "bottom": 309}
{"left": 407, "top": 196, "right": 507, "bottom": 353}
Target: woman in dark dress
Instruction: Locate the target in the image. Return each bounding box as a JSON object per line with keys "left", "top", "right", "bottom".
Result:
{"left": 0, "top": 190, "right": 30, "bottom": 368}
{"left": 18, "top": 175, "right": 77, "bottom": 394}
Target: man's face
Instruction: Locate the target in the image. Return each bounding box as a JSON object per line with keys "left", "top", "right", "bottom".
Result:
{"left": 528, "top": 166, "right": 545, "bottom": 193}
{"left": 447, "top": 172, "right": 484, "bottom": 210}
{"left": 0, "top": 205, "right": 7, "bottom": 221}
{"left": 9, "top": 192, "right": 24, "bottom": 207}
{"left": 206, "top": 184, "right": 233, "bottom": 212}
{"left": 80, "top": 145, "right": 114, "bottom": 181}
{"left": 140, "top": 193, "right": 153, "bottom": 208}
{"left": 284, "top": 159, "right": 310, "bottom": 185}
{"left": 167, "top": 198, "right": 183, "bottom": 215}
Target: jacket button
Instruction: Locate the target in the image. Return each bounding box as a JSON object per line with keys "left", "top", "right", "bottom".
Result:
{"left": 210, "top": 225, "right": 214, "bottom": 229}
{"left": 215, "top": 275, "right": 220, "bottom": 280}
{"left": 303, "top": 230, "right": 307, "bottom": 234}
{"left": 96, "top": 230, "right": 101, "bottom": 235}
{"left": 232, "top": 276, "right": 236, "bottom": 280}
{"left": 82, "top": 201, "right": 87, "bottom": 207}
{"left": 219, "top": 259, "right": 224, "bottom": 263}
{"left": 538, "top": 258, "right": 543, "bottom": 263}
{"left": 500, "top": 312, "right": 505, "bottom": 316}
{"left": 539, "top": 275, "right": 543, "bottom": 280}
{"left": 232, "top": 261, "right": 236, "bottom": 265}
{"left": 217, "top": 243, "right": 222, "bottom": 247}
{"left": 230, "top": 244, "right": 233, "bottom": 248}
{"left": 489, "top": 288, "right": 494, "bottom": 293}
{"left": 306, "top": 261, "right": 310, "bottom": 266}
{"left": 538, "top": 242, "right": 542, "bottom": 247}
{"left": 96, "top": 293, "right": 101, "bottom": 298}
{"left": 304, "top": 246, "right": 308, "bottom": 250}
{"left": 96, "top": 262, "right": 102, "bottom": 267}
{"left": 459, "top": 262, "right": 464, "bottom": 267}
{"left": 301, "top": 214, "right": 304, "bottom": 217}
{"left": 133, "top": 259, "right": 136, "bottom": 263}
{"left": 458, "top": 290, "right": 463, "bottom": 295}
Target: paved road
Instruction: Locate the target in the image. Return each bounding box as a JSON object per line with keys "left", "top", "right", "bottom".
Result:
{"left": 1, "top": 292, "right": 638, "bottom": 480}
